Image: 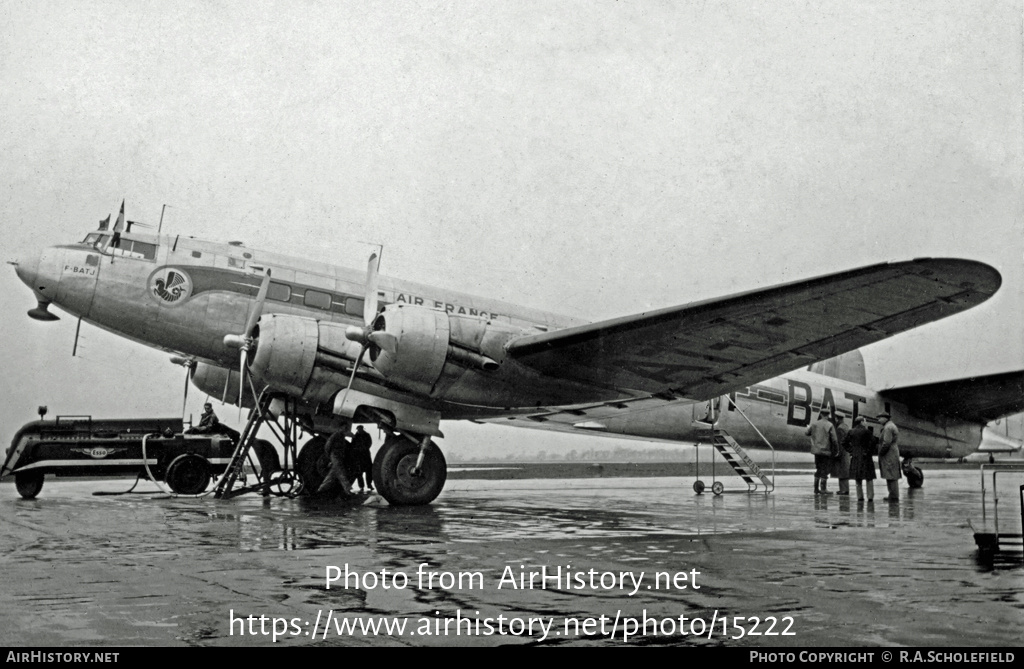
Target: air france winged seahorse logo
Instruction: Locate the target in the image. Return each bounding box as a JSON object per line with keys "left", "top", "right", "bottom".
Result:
{"left": 149, "top": 268, "right": 193, "bottom": 305}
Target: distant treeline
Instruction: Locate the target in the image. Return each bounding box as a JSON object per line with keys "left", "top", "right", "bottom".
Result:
{"left": 447, "top": 445, "right": 697, "bottom": 464}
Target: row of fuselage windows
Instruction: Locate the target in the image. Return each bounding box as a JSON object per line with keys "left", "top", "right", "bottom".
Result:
{"left": 267, "top": 281, "right": 365, "bottom": 316}
{"left": 81, "top": 233, "right": 365, "bottom": 316}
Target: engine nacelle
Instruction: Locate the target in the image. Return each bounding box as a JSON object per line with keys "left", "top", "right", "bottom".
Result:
{"left": 368, "top": 304, "right": 504, "bottom": 398}
{"left": 190, "top": 362, "right": 256, "bottom": 408}
{"left": 369, "top": 306, "right": 450, "bottom": 396}
{"left": 247, "top": 314, "right": 362, "bottom": 404}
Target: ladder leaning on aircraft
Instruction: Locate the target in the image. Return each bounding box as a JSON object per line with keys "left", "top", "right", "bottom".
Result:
{"left": 8, "top": 210, "right": 1024, "bottom": 505}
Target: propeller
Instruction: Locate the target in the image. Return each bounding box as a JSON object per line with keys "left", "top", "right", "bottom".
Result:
{"left": 223, "top": 269, "right": 272, "bottom": 414}
{"left": 337, "top": 252, "right": 396, "bottom": 414}
{"left": 170, "top": 355, "right": 197, "bottom": 420}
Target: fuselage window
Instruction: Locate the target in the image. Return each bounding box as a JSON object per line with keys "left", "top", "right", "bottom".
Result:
{"left": 130, "top": 241, "right": 157, "bottom": 260}
{"left": 344, "top": 297, "right": 364, "bottom": 317}
{"left": 191, "top": 251, "right": 202, "bottom": 258}
{"left": 268, "top": 282, "right": 292, "bottom": 302}
{"left": 303, "top": 289, "right": 332, "bottom": 310}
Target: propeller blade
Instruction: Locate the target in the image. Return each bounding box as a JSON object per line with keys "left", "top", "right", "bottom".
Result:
{"left": 182, "top": 364, "right": 191, "bottom": 418}
{"left": 238, "top": 349, "right": 247, "bottom": 419}
{"left": 221, "top": 367, "right": 230, "bottom": 404}
{"left": 243, "top": 269, "right": 272, "bottom": 339}
{"left": 363, "top": 252, "right": 380, "bottom": 326}
{"left": 366, "top": 330, "right": 397, "bottom": 354}
{"left": 335, "top": 345, "right": 367, "bottom": 416}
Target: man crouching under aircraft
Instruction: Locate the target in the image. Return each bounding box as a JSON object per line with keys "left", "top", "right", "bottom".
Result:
{"left": 317, "top": 426, "right": 355, "bottom": 497}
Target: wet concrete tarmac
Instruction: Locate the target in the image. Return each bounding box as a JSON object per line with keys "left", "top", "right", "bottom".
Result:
{"left": 0, "top": 464, "right": 1021, "bottom": 647}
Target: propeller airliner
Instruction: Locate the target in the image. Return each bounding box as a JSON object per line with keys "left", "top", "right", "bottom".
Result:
{"left": 8, "top": 211, "right": 1023, "bottom": 504}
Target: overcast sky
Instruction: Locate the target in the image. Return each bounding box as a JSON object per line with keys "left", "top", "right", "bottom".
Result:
{"left": 1, "top": 1, "right": 1020, "bottom": 457}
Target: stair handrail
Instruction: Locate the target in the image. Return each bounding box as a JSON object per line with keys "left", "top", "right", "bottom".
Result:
{"left": 723, "top": 394, "right": 776, "bottom": 490}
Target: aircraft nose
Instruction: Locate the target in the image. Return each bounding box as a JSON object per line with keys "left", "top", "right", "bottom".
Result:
{"left": 11, "top": 249, "right": 40, "bottom": 291}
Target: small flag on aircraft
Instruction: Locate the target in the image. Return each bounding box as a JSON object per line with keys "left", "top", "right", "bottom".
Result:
{"left": 98, "top": 215, "right": 110, "bottom": 231}
{"left": 112, "top": 200, "right": 125, "bottom": 232}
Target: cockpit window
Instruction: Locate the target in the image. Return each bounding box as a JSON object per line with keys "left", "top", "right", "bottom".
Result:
{"left": 82, "top": 233, "right": 110, "bottom": 250}
{"left": 86, "top": 233, "right": 158, "bottom": 260}
{"left": 108, "top": 239, "right": 157, "bottom": 260}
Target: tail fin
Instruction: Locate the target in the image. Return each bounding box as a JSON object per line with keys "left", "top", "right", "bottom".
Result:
{"left": 807, "top": 351, "right": 866, "bottom": 385}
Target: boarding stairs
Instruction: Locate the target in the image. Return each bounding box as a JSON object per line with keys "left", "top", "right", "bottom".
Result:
{"left": 709, "top": 430, "right": 774, "bottom": 493}
{"left": 692, "top": 395, "right": 775, "bottom": 495}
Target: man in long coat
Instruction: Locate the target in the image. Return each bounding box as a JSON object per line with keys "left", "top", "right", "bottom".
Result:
{"left": 843, "top": 416, "right": 876, "bottom": 501}
{"left": 877, "top": 412, "right": 901, "bottom": 502}
{"left": 831, "top": 414, "right": 851, "bottom": 495}
{"left": 806, "top": 409, "right": 838, "bottom": 495}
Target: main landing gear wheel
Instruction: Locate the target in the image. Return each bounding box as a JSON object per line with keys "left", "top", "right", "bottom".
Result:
{"left": 252, "top": 439, "right": 281, "bottom": 476}
{"left": 902, "top": 460, "right": 924, "bottom": 489}
{"left": 296, "top": 436, "right": 329, "bottom": 496}
{"left": 711, "top": 481, "right": 724, "bottom": 496}
{"left": 165, "top": 454, "right": 212, "bottom": 495}
{"left": 373, "top": 435, "right": 447, "bottom": 506}
{"left": 693, "top": 480, "right": 705, "bottom": 494}
{"left": 15, "top": 471, "right": 44, "bottom": 499}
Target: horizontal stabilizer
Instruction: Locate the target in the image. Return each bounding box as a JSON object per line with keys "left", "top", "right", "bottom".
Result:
{"left": 880, "top": 370, "right": 1024, "bottom": 424}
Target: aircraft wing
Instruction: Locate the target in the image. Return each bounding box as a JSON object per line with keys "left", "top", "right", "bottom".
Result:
{"left": 506, "top": 258, "right": 1000, "bottom": 402}
{"left": 880, "top": 371, "right": 1024, "bottom": 424}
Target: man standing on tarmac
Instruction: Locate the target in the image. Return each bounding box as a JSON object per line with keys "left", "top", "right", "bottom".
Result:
{"left": 877, "top": 412, "right": 901, "bottom": 502}
{"left": 806, "top": 409, "right": 839, "bottom": 495}
{"left": 348, "top": 425, "right": 374, "bottom": 493}
{"left": 832, "top": 414, "right": 851, "bottom": 496}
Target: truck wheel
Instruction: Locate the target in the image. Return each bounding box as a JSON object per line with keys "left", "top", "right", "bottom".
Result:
{"left": 165, "top": 454, "right": 212, "bottom": 495}
{"left": 15, "top": 471, "right": 44, "bottom": 499}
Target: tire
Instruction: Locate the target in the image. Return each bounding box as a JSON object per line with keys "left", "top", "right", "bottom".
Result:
{"left": 296, "top": 436, "right": 329, "bottom": 496}
{"left": 251, "top": 439, "right": 281, "bottom": 475}
{"left": 15, "top": 471, "right": 44, "bottom": 499}
{"left": 373, "top": 435, "right": 447, "bottom": 506}
{"left": 165, "top": 454, "right": 212, "bottom": 495}
{"left": 693, "top": 480, "right": 705, "bottom": 494}
{"left": 711, "top": 481, "right": 724, "bottom": 496}
{"left": 904, "top": 465, "right": 924, "bottom": 489}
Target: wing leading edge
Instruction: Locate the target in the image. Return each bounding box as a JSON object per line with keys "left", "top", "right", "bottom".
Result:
{"left": 880, "top": 371, "right": 1024, "bottom": 424}
{"left": 506, "top": 258, "right": 1001, "bottom": 402}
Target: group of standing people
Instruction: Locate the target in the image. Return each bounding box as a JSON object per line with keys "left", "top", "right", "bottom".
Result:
{"left": 317, "top": 425, "right": 375, "bottom": 496}
{"left": 806, "top": 409, "right": 901, "bottom": 502}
